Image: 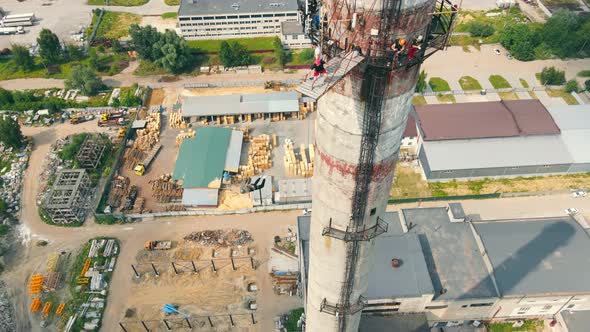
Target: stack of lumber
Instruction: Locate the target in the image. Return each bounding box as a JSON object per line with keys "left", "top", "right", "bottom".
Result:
{"left": 283, "top": 139, "right": 314, "bottom": 177}
{"left": 43, "top": 272, "right": 61, "bottom": 292}
{"left": 239, "top": 134, "right": 272, "bottom": 178}
{"left": 270, "top": 271, "right": 299, "bottom": 295}
{"left": 149, "top": 174, "right": 183, "bottom": 203}
{"left": 132, "top": 197, "right": 145, "bottom": 214}
{"left": 46, "top": 253, "right": 59, "bottom": 272}
{"left": 165, "top": 205, "right": 187, "bottom": 212}
{"left": 123, "top": 148, "right": 146, "bottom": 169}
{"left": 175, "top": 129, "right": 196, "bottom": 146}
{"left": 242, "top": 126, "right": 252, "bottom": 142}
{"left": 107, "top": 175, "right": 130, "bottom": 208}
{"left": 169, "top": 110, "right": 188, "bottom": 129}
{"left": 124, "top": 108, "right": 162, "bottom": 169}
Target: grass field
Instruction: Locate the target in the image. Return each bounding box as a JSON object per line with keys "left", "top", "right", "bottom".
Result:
{"left": 412, "top": 96, "right": 427, "bottom": 105}
{"left": 487, "top": 320, "right": 543, "bottom": 332}
{"left": 436, "top": 94, "right": 456, "bottom": 103}
{"left": 547, "top": 89, "right": 579, "bottom": 105}
{"left": 162, "top": 12, "right": 177, "bottom": 19}
{"left": 88, "top": 0, "right": 148, "bottom": 5}
{"left": 429, "top": 77, "right": 451, "bottom": 92}
{"left": 165, "top": 0, "right": 180, "bottom": 4}
{"left": 498, "top": 91, "right": 519, "bottom": 100}
{"left": 96, "top": 11, "right": 141, "bottom": 39}
{"left": 391, "top": 166, "right": 432, "bottom": 199}
{"left": 489, "top": 75, "right": 512, "bottom": 89}
{"left": 519, "top": 78, "right": 530, "bottom": 88}
{"left": 578, "top": 70, "right": 590, "bottom": 77}
{"left": 459, "top": 76, "right": 483, "bottom": 90}
{"left": 186, "top": 37, "right": 276, "bottom": 52}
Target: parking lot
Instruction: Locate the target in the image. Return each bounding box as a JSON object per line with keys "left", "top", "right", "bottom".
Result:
{"left": 0, "top": 0, "right": 93, "bottom": 49}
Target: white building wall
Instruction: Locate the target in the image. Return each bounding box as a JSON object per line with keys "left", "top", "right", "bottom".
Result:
{"left": 282, "top": 33, "right": 312, "bottom": 49}
{"left": 179, "top": 11, "right": 299, "bottom": 40}
{"left": 424, "top": 298, "right": 499, "bottom": 322}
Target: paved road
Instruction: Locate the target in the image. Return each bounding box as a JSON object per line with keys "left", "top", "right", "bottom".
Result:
{"left": 88, "top": 0, "right": 178, "bottom": 16}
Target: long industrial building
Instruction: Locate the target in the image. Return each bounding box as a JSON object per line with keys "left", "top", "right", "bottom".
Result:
{"left": 177, "top": 0, "right": 299, "bottom": 40}
{"left": 181, "top": 91, "right": 302, "bottom": 124}
{"left": 298, "top": 205, "right": 590, "bottom": 327}
{"left": 415, "top": 103, "right": 590, "bottom": 180}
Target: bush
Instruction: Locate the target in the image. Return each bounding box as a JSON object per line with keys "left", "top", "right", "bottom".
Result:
{"left": 565, "top": 80, "right": 580, "bottom": 93}
{"left": 577, "top": 70, "right": 590, "bottom": 78}
{"left": 415, "top": 70, "right": 427, "bottom": 93}
{"left": 499, "top": 24, "right": 539, "bottom": 61}
{"left": 585, "top": 80, "right": 590, "bottom": 91}
{"left": 429, "top": 77, "right": 451, "bottom": 92}
{"left": 0, "top": 225, "right": 9, "bottom": 236}
{"left": 467, "top": 22, "right": 495, "bottom": 37}
{"left": 539, "top": 66, "right": 565, "bottom": 85}
{"left": 297, "top": 49, "right": 314, "bottom": 63}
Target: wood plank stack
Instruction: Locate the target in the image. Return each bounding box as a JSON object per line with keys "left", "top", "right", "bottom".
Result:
{"left": 149, "top": 174, "right": 183, "bottom": 203}
{"left": 283, "top": 139, "right": 314, "bottom": 177}
{"left": 124, "top": 108, "right": 161, "bottom": 169}
{"left": 43, "top": 272, "right": 61, "bottom": 292}
{"left": 107, "top": 175, "right": 130, "bottom": 208}
{"left": 132, "top": 197, "right": 145, "bottom": 214}
{"left": 175, "top": 129, "right": 196, "bottom": 146}
{"left": 169, "top": 110, "right": 188, "bottom": 129}
{"left": 239, "top": 134, "right": 272, "bottom": 178}
{"left": 123, "top": 148, "right": 146, "bottom": 169}
{"left": 242, "top": 126, "right": 252, "bottom": 142}
{"left": 46, "top": 253, "right": 59, "bottom": 272}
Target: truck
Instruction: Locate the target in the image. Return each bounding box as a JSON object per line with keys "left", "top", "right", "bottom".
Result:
{"left": 134, "top": 144, "right": 162, "bottom": 176}
{"left": 70, "top": 114, "right": 94, "bottom": 124}
{"left": 98, "top": 117, "right": 125, "bottom": 127}
{"left": 0, "top": 26, "right": 24, "bottom": 35}
{"left": 2, "top": 17, "right": 34, "bottom": 27}
{"left": 145, "top": 241, "right": 172, "bottom": 250}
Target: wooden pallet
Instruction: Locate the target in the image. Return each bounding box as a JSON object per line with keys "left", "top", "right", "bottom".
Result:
{"left": 296, "top": 51, "right": 365, "bottom": 101}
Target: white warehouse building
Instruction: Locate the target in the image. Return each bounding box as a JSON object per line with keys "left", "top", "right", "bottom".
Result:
{"left": 178, "top": 0, "right": 300, "bottom": 40}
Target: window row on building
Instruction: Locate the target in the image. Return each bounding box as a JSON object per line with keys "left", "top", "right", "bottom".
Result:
{"left": 179, "top": 12, "right": 297, "bottom": 21}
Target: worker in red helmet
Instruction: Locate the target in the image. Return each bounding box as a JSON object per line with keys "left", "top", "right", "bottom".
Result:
{"left": 310, "top": 58, "right": 328, "bottom": 87}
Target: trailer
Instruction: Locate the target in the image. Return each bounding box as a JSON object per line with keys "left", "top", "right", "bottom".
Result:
{"left": 134, "top": 144, "right": 162, "bottom": 176}
{"left": 0, "top": 26, "right": 24, "bottom": 35}
{"left": 145, "top": 241, "right": 172, "bottom": 250}
{"left": 98, "top": 117, "right": 125, "bottom": 127}
{"left": 3, "top": 13, "right": 35, "bottom": 21}
{"left": 2, "top": 19, "right": 33, "bottom": 27}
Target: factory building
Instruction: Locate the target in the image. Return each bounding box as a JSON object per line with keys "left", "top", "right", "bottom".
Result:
{"left": 415, "top": 102, "right": 590, "bottom": 181}
{"left": 177, "top": 0, "right": 299, "bottom": 40}
{"left": 181, "top": 91, "right": 302, "bottom": 124}
{"left": 172, "top": 127, "right": 243, "bottom": 206}
{"left": 280, "top": 21, "right": 312, "bottom": 49}
{"left": 298, "top": 205, "right": 590, "bottom": 327}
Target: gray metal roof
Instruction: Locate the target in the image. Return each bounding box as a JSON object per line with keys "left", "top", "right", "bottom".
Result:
{"left": 449, "top": 203, "right": 466, "bottom": 219}
{"left": 182, "top": 188, "right": 219, "bottom": 206}
{"left": 548, "top": 105, "right": 590, "bottom": 130}
{"left": 368, "top": 233, "right": 434, "bottom": 299}
{"left": 561, "top": 310, "right": 590, "bottom": 332}
{"left": 548, "top": 105, "right": 590, "bottom": 164}
{"left": 421, "top": 135, "right": 573, "bottom": 171}
{"left": 224, "top": 130, "right": 243, "bottom": 173}
{"left": 182, "top": 92, "right": 299, "bottom": 117}
{"left": 179, "top": 0, "right": 298, "bottom": 17}
{"left": 276, "top": 178, "right": 312, "bottom": 202}
{"left": 473, "top": 217, "right": 590, "bottom": 296}
{"left": 402, "top": 208, "right": 498, "bottom": 300}
{"left": 359, "top": 314, "right": 429, "bottom": 332}
{"left": 297, "top": 215, "right": 311, "bottom": 290}
{"left": 281, "top": 21, "right": 304, "bottom": 35}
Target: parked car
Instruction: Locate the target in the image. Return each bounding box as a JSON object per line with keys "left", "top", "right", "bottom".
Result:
{"left": 572, "top": 190, "right": 587, "bottom": 198}
{"left": 565, "top": 208, "right": 579, "bottom": 215}
{"left": 494, "top": 48, "right": 501, "bottom": 55}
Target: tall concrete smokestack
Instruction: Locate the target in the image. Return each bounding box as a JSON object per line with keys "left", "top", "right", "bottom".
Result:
{"left": 300, "top": 0, "right": 455, "bottom": 331}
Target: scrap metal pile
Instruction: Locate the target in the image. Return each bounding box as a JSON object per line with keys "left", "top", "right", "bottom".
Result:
{"left": 183, "top": 229, "right": 253, "bottom": 247}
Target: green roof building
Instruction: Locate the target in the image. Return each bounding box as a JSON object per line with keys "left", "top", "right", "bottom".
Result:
{"left": 173, "top": 127, "right": 243, "bottom": 206}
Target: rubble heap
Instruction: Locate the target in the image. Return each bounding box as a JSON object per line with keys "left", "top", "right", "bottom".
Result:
{"left": 183, "top": 229, "right": 253, "bottom": 247}
{"left": 0, "top": 143, "right": 30, "bottom": 221}
{"left": 0, "top": 281, "right": 15, "bottom": 331}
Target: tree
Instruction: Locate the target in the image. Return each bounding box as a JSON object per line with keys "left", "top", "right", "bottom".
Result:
{"left": 65, "top": 65, "right": 102, "bottom": 96}
{"left": 539, "top": 66, "right": 566, "bottom": 85}
{"left": 0, "top": 88, "right": 13, "bottom": 107}
{"left": 565, "top": 79, "right": 580, "bottom": 93}
{"left": 129, "top": 24, "right": 161, "bottom": 62}
{"left": 415, "top": 70, "right": 427, "bottom": 93}
{"left": 218, "top": 41, "right": 251, "bottom": 68}
{"left": 12, "top": 44, "right": 34, "bottom": 71}
{"left": 37, "top": 29, "right": 62, "bottom": 63}
{"left": 66, "top": 44, "right": 84, "bottom": 61}
{"left": 128, "top": 25, "right": 191, "bottom": 73}
{"left": 88, "top": 48, "right": 100, "bottom": 70}
{"left": 0, "top": 116, "right": 24, "bottom": 149}
{"left": 0, "top": 199, "right": 7, "bottom": 216}
{"left": 499, "top": 24, "right": 539, "bottom": 61}
{"left": 467, "top": 22, "right": 495, "bottom": 38}
{"left": 542, "top": 9, "right": 581, "bottom": 58}
{"left": 273, "top": 37, "right": 286, "bottom": 66}
{"left": 585, "top": 79, "right": 590, "bottom": 91}
{"left": 576, "top": 20, "right": 590, "bottom": 52}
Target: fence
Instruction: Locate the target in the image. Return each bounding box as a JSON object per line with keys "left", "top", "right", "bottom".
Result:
{"left": 85, "top": 9, "right": 105, "bottom": 53}
{"left": 388, "top": 193, "right": 501, "bottom": 204}
{"left": 417, "top": 85, "right": 563, "bottom": 97}
{"left": 183, "top": 79, "right": 301, "bottom": 89}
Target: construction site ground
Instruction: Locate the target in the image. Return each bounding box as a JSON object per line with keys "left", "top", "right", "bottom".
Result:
{"left": 120, "top": 233, "right": 260, "bottom": 331}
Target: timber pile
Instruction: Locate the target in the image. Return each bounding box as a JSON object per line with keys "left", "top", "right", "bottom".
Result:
{"left": 107, "top": 175, "right": 130, "bottom": 208}
{"left": 165, "top": 205, "right": 186, "bottom": 212}
{"left": 42, "top": 272, "right": 61, "bottom": 292}
{"left": 175, "top": 129, "right": 196, "bottom": 146}
{"left": 46, "top": 253, "right": 59, "bottom": 273}
{"left": 283, "top": 139, "right": 314, "bottom": 177}
{"left": 132, "top": 197, "right": 145, "bottom": 214}
{"left": 242, "top": 126, "right": 252, "bottom": 142}
{"left": 169, "top": 110, "right": 188, "bottom": 129}
{"left": 270, "top": 271, "right": 298, "bottom": 295}
{"left": 124, "top": 108, "right": 161, "bottom": 169}
{"left": 238, "top": 134, "right": 272, "bottom": 178}
{"left": 149, "top": 174, "right": 183, "bottom": 203}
